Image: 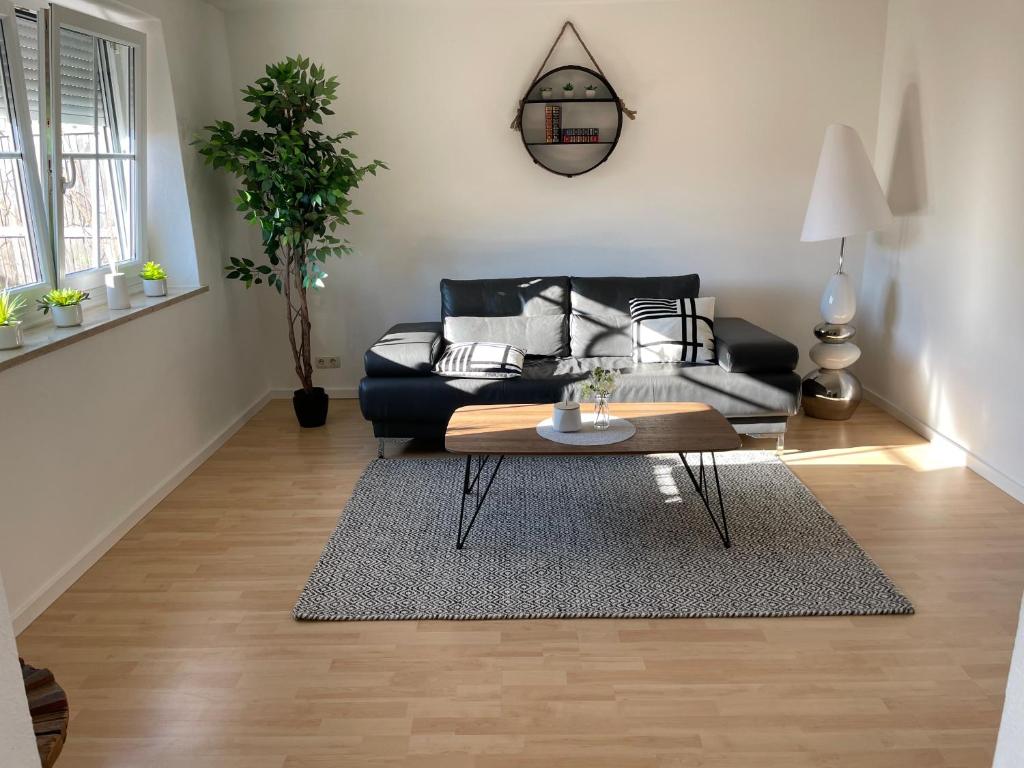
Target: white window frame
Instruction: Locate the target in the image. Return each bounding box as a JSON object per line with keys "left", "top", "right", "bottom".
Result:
{"left": 0, "top": 0, "right": 52, "bottom": 311}
{"left": 49, "top": 4, "right": 146, "bottom": 294}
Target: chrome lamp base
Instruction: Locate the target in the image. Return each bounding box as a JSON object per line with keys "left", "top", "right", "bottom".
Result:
{"left": 801, "top": 368, "right": 862, "bottom": 420}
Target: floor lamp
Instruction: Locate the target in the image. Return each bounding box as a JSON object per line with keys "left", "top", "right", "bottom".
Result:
{"left": 800, "top": 123, "right": 893, "bottom": 420}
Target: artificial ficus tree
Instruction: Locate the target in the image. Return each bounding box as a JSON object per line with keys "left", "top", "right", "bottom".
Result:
{"left": 194, "top": 56, "right": 386, "bottom": 391}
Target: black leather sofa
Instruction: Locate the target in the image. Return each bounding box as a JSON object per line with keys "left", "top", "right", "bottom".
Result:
{"left": 359, "top": 275, "right": 800, "bottom": 451}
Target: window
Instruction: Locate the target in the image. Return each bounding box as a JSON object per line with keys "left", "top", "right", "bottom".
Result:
{"left": 0, "top": 2, "right": 145, "bottom": 311}
{"left": 0, "top": 2, "right": 48, "bottom": 296}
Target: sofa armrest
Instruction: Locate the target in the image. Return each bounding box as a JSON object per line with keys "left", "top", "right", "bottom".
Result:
{"left": 715, "top": 317, "right": 799, "bottom": 373}
{"left": 364, "top": 322, "right": 443, "bottom": 377}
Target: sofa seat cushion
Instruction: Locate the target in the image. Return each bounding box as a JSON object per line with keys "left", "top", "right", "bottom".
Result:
{"left": 358, "top": 356, "right": 799, "bottom": 426}
{"left": 570, "top": 275, "right": 700, "bottom": 357}
{"left": 441, "top": 276, "right": 570, "bottom": 357}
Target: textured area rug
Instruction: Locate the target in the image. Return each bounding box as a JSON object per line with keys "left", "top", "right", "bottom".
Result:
{"left": 294, "top": 452, "right": 913, "bottom": 620}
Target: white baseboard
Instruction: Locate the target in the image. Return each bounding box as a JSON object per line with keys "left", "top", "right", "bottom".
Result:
{"left": 268, "top": 386, "right": 358, "bottom": 399}
{"left": 864, "top": 387, "right": 1024, "bottom": 504}
{"left": 12, "top": 390, "right": 274, "bottom": 635}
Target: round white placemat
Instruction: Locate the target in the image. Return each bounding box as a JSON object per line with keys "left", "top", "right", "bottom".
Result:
{"left": 536, "top": 414, "right": 636, "bottom": 445}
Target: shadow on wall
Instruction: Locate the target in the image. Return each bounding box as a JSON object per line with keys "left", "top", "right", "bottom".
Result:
{"left": 887, "top": 82, "right": 929, "bottom": 219}
{"left": 862, "top": 81, "right": 928, "bottom": 396}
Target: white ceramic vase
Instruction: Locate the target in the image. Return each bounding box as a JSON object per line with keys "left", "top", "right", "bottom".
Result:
{"left": 540, "top": 89, "right": 553, "bottom": 100}
{"left": 143, "top": 278, "right": 167, "bottom": 297}
{"left": 51, "top": 304, "right": 83, "bottom": 328}
{"left": 562, "top": 90, "right": 574, "bottom": 99}
{"left": 585, "top": 89, "right": 597, "bottom": 98}
{"left": 105, "top": 272, "right": 131, "bottom": 310}
{"left": 820, "top": 271, "right": 856, "bottom": 324}
{"left": 0, "top": 321, "right": 22, "bottom": 349}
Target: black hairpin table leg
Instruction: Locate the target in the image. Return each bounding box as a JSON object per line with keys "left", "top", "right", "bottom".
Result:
{"left": 679, "top": 451, "right": 731, "bottom": 548}
{"left": 456, "top": 454, "right": 505, "bottom": 549}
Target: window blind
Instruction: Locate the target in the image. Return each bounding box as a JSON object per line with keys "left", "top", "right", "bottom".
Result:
{"left": 15, "top": 16, "right": 39, "bottom": 122}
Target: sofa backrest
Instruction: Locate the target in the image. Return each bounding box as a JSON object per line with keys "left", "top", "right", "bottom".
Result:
{"left": 440, "top": 276, "right": 570, "bottom": 357}
{"left": 569, "top": 275, "right": 701, "bottom": 357}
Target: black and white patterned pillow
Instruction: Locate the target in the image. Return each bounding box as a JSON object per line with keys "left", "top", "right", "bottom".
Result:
{"left": 629, "top": 297, "right": 716, "bottom": 364}
{"left": 433, "top": 341, "right": 525, "bottom": 379}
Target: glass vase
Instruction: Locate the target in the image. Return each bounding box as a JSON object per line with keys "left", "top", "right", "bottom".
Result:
{"left": 593, "top": 393, "right": 611, "bottom": 430}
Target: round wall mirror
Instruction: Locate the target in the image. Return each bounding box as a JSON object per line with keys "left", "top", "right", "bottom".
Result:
{"left": 518, "top": 65, "right": 624, "bottom": 178}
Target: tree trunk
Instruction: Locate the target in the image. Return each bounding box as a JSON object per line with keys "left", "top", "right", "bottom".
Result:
{"left": 298, "top": 282, "right": 313, "bottom": 390}
{"left": 282, "top": 247, "right": 307, "bottom": 390}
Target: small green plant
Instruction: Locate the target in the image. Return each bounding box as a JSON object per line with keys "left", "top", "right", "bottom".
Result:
{"left": 36, "top": 288, "right": 90, "bottom": 314}
{"left": 581, "top": 367, "right": 616, "bottom": 399}
{"left": 585, "top": 84, "right": 598, "bottom": 91}
{"left": 562, "top": 83, "right": 575, "bottom": 92}
{"left": 139, "top": 261, "right": 168, "bottom": 281}
{"left": 0, "top": 288, "right": 26, "bottom": 325}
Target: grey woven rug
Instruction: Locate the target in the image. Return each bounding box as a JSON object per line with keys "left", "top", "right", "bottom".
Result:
{"left": 294, "top": 452, "right": 913, "bottom": 620}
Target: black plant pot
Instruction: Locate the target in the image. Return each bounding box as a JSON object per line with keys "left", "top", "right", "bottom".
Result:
{"left": 293, "top": 387, "right": 329, "bottom": 428}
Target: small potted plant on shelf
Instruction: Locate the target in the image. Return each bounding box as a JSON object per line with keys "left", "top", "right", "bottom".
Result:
{"left": 0, "top": 288, "right": 26, "bottom": 350}
{"left": 585, "top": 84, "right": 598, "bottom": 98}
{"left": 36, "top": 288, "right": 89, "bottom": 328}
{"left": 562, "top": 82, "right": 575, "bottom": 98}
{"left": 540, "top": 86, "right": 553, "bottom": 100}
{"left": 139, "top": 261, "right": 168, "bottom": 297}
{"left": 581, "top": 366, "right": 617, "bottom": 431}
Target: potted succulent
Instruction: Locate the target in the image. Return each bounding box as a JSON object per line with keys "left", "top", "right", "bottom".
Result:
{"left": 540, "top": 86, "right": 553, "bottom": 100}
{"left": 585, "top": 84, "right": 598, "bottom": 98}
{"left": 195, "top": 56, "right": 386, "bottom": 428}
{"left": 139, "top": 261, "right": 168, "bottom": 297}
{"left": 581, "top": 366, "right": 617, "bottom": 431}
{"left": 0, "top": 288, "right": 26, "bottom": 350}
{"left": 36, "top": 288, "right": 90, "bottom": 328}
{"left": 562, "top": 83, "right": 575, "bottom": 98}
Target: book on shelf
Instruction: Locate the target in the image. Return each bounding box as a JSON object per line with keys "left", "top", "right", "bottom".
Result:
{"left": 559, "top": 127, "right": 600, "bottom": 143}
{"left": 544, "top": 105, "right": 562, "bottom": 143}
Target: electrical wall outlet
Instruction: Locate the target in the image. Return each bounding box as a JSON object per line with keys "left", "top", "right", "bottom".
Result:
{"left": 316, "top": 356, "right": 341, "bottom": 369}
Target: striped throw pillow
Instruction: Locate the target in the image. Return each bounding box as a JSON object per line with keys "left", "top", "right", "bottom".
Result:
{"left": 629, "top": 297, "right": 716, "bottom": 364}
{"left": 433, "top": 341, "right": 526, "bottom": 379}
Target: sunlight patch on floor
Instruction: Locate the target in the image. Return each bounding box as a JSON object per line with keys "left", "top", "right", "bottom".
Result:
{"left": 784, "top": 441, "right": 966, "bottom": 472}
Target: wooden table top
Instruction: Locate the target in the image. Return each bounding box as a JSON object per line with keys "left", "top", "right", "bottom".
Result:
{"left": 445, "top": 402, "right": 741, "bottom": 456}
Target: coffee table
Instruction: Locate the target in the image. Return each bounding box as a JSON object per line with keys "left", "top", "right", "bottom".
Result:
{"left": 445, "top": 402, "right": 742, "bottom": 550}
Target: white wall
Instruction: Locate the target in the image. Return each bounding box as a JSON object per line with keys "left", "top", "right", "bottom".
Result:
{"left": 859, "top": 0, "right": 1024, "bottom": 500}
{"left": 220, "top": 0, "right": 889, "bottom": 393}
{"left": 0, "top": 0, "right": 267, "bottom": 631}
{"left": 996, "top": 595, "right": 1024, "bottom": 766}
{"left": 0, "top": 570, "right": 37, "bottom": 767}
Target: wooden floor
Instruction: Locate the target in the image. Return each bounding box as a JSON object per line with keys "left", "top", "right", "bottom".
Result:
{"left": 16, "top": 400, "right": 1024, "bottom": 767}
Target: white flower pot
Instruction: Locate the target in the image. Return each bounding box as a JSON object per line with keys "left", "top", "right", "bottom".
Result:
{"left": 552, "top": 401, "right": 582, "bottom": 433}
{"left": 51, "top": 304, "right": 83, "bottom": 328}
{"left": 143, "top": 278, "right": 167, "bottom": 297}
{"left": 540, "top": 89, "right": 553, "bottom": 100}
{"left": 0, "top": 321, "right": 22, "bottom": 350}
{"left": 562, "top": 90, "right": 575, "bottom": 99}
{"left": 585, "top": 89, "right": 597, "bottom": 98}
{"left": 105, "top": 272, "right": 131, "bottom": 310}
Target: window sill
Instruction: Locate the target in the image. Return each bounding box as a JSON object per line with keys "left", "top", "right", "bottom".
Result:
{"left": 0, "top": 286, "right": 209, "bottom": 373}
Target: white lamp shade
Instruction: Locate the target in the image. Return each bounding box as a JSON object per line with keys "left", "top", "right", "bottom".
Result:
{"left": 801, "top": 123, "right": 893, "bottom": 242}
